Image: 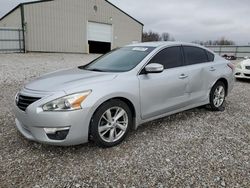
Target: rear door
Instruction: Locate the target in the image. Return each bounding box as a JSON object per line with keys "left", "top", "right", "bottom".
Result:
{"left": 138, "top": 46, "right": 190, "bottom": 120}
{"left": 182, "top": 46, "right": 214, "bottom": 104}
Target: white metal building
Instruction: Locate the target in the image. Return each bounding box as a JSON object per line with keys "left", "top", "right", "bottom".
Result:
{"left": 0, "top": 0, "right": 143, "bottom": 53}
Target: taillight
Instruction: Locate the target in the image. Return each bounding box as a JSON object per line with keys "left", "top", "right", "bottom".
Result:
{"left": 227, "top": 63, "right": 235, "bottom": 71}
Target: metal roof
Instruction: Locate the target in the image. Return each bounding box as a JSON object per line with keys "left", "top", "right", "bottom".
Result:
{"left": 0, "top": 0, "right": 144, "bottom": 26}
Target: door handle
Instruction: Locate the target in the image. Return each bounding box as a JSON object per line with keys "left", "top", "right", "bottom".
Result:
{"left": 209, "top": 67, "right": 216, "bottom": 71}
{"left": 179, "top": 74, "right": 188, "bottom": 79}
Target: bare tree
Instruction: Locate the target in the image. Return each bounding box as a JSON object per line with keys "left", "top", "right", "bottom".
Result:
{"left": 215, "top": 37, "right": 235, "bottom": 45}
{"left": 142, "top": 31, "right": 161, "bottom": 42}
{"left": 193, "top": 37, "right": 235, "bottom": 46}
{"left": 143, "top": 31, "right": 175, "bottom": 42}
{"left": 169, "top": 36, "right": 175, "bottom": 41}
{"left": 161, "top": 32, "right": 170, "bottom": 41}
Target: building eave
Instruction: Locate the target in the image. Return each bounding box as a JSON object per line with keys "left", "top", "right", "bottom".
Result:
{"left": 0, "top": 4, "right": 20, "bottom": 22}
{"left": 105, "top": 0, "right": 144, "bottom": 26}
{"left": 0, "top": 0, "right": 144, "bottom": 26}
{"left": 0, "top": 0, "right": 54, "bottom": 22}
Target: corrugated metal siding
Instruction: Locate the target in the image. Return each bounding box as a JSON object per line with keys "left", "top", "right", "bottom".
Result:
{"left": 0, "top": 8, "right": 22, "bottom": 28}
{"left": 23, "top": 0, "right": 142, "bottom": 53}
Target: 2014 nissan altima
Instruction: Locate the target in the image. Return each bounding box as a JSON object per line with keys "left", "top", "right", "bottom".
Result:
{"left": 14, "top": 42, "right": 234, "bottom": 147}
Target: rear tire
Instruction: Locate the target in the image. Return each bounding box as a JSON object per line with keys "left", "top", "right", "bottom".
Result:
{"left": 209, "top": 81, "right": 226, "bottom": 111}
{"left": 90, "top": 99, "right": 132, "bottom": 148}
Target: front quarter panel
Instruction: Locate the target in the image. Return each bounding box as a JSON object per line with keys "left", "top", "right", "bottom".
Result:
{"left": 68, "top": 73, "right": 141, "bottom": 129}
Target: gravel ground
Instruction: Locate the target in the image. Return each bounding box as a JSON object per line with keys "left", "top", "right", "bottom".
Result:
{"left": 0, "top": 53, "right": 249, "bottom": 188}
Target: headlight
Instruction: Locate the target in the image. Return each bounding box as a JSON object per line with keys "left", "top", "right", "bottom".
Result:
{"left": 42, "top": 91, "right": 91, "bottom": 111}
{"left": 236, "top": 63, "right": 242, "bottom": 69}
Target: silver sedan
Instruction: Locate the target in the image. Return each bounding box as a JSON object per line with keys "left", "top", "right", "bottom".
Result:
{"left": 14, "top": 42, "right": 234, "bottom": 147}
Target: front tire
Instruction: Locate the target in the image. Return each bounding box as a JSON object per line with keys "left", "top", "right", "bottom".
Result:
{"left": 209, "top": 81, "right": 226, "bottom": 111}
{"left": 90, "top": 99, "right": 132, "bottom": 148}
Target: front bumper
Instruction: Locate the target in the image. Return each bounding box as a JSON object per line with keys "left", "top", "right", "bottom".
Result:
{"left": 13, "top": 89, "right": 93, "bottom": 146}
{"left": 235, "top": 68, "right": 250, "bottom": 79}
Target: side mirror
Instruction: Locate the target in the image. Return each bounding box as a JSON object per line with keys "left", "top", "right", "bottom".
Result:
{"left": 144, "top": 63, "right": 164, "bottom": 74}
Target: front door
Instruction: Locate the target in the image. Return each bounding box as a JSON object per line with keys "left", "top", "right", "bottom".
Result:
{"left": 138, "top": 46, "right": 189, "bottom": 120}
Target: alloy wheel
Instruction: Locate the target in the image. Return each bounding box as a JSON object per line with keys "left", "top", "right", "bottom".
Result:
{"left": 98, "top": 107, "right": 128, "bottom": 143}
{"left": 213, "top": 85, "right": 225, "bottom": 108}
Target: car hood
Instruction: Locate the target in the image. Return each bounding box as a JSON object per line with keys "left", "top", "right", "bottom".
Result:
{"left": 24, "top": 68, "right": 117, "bottom": 92}
{"left": 241, "top": 59, "right": 250, "bottom": 66}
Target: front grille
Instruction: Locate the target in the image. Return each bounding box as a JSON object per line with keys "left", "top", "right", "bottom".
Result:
{"left": 245, "top": 66, "right": 250, "bottom": 70}
{"left": 244, "top": 74, "right": 250, "bottom": 77}
{"left": 17, "top": 95, "right": 41, "bottom": 111}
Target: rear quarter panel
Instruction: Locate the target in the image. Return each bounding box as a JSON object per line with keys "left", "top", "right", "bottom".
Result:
{"left": 209, "top": 55, "right": 234, "bottom": 95}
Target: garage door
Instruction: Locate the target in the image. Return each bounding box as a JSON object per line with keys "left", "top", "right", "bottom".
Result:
{"left": 88, "top": 22, "right": 112, "bottom": 43}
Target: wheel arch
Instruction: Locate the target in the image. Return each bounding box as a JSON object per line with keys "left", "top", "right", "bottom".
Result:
{"left": 214, "top": 78, "right": 229, "bottom": 96}
{"left": 88, "top": 96, "right": 138, "bottom": 139}
{"left": 107, "top": 97, "right": 137, "bottom": 121}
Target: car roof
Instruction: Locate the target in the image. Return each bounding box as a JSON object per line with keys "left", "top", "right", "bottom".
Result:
{"left": 127, "top": 41, "right": 216, "bottom": 55}
{"left": 127, "top": 41, "right": 205, "bottom": 48}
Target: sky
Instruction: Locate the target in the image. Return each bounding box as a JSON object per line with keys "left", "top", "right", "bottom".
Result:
{"left": 0, "top": 0, "right": 249, "bottom": 44}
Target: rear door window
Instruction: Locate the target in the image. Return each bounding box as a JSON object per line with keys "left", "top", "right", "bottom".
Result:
{"left": 149, "top": 46, "right": 183, "bottom": 69}
{"left": 183, "top": 46, "right": 209, "bottom": 65}
{"left": 206, "top": 51, "right": 215, "bottom": 62}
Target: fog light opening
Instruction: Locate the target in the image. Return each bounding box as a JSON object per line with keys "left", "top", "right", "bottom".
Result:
{"left": 44, "top": 127, "right": 70, "bottom": 140}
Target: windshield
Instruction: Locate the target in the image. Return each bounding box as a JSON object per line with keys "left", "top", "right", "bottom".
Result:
{"left": 81, "top": 46, "right": 155, "bottom": 72}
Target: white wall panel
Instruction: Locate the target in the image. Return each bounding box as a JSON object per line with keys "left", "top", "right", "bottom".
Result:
{"left": 0, "top": 7, "right": 22, "bottom": 28}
